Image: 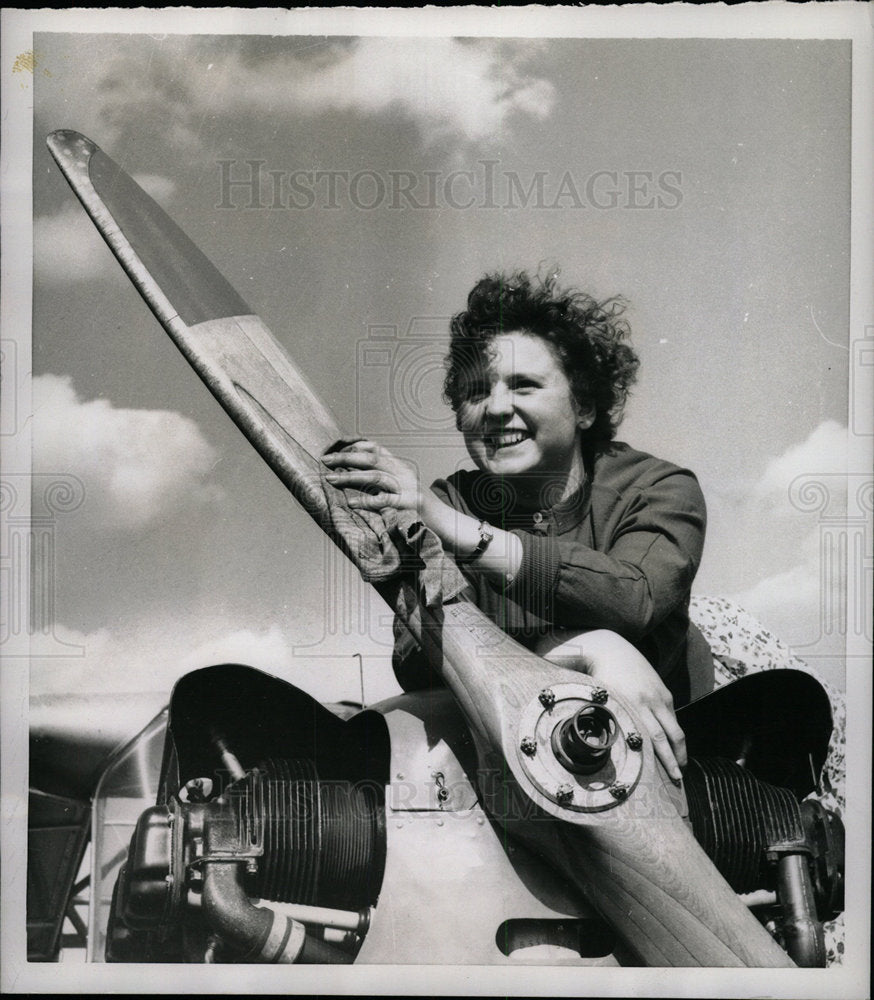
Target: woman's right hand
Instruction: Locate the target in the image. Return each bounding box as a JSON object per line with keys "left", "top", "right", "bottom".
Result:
{"left": 535, "top": 629, "right": 687, "bottom": 782}
{"left": 321, "top": 440, "right": 423, "bottom": 514}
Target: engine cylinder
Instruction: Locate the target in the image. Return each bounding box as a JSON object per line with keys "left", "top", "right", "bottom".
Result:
{"left": 245, "top": 758, "right": 385, "bottom": 911}
{"left": 685, "top": 757, "right": 805, "bottom": 892}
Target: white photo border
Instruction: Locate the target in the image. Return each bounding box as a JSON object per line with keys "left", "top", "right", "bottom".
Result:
{"left": 2, "top": 6, "right": 871, "bottom": 997}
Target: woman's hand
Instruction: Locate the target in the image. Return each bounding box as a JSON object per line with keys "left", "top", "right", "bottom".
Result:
{"left": 321, "top": 440, "right": 422, "bottom": 513}
{"left": 535, "top": 629, "right": 687, "bottom": 782}
{"left": 322, "top": 441, "right": 524, "bottom": 583}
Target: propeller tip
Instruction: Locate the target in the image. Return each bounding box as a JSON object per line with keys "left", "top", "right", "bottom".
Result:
{"left": 46, "top": 130, "right": 96, "bottom": 171}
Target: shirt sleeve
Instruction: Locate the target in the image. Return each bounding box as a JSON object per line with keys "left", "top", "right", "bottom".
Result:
{"left": 504, "top": 468, "right": 706, "bottom": 640}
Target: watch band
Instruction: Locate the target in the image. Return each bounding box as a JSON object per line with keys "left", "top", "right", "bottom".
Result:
{"left": 460, "top": 520, "right": 494, "bottom": 563}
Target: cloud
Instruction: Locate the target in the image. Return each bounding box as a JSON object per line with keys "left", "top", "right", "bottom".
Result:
{"left": 237, "top": 37, "right": 556, "bottom": 145}
{"left": 754, "top": 419, "right": 848, "bottom": 503}
{"left": 35, "top": 173, "right": 176, "bottom": 284}
{"left": 725, "top": 421, "right": 849, "bottom": 664}
{"left": 29, "top": 618, "right": 401, "bottom": 709}
{"left": 30, "top": 621, "right": 293, "bottom": 698}
{"left": 34, "top": 203, "right": 116, "bottom": 284}
{"left": 728, "top": 531, "right": 825, "bottom": 644}
{"left": 90, "top": 37, "right": 554, "bottom": 156}
{"left": 32, "top": 374, "right": 223, "bottom": 530}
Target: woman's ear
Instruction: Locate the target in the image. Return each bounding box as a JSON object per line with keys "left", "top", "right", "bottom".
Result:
{"left": 576, "top": 404, "right": 596, "bottom": 431}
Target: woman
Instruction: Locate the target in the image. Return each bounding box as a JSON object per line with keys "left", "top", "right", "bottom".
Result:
{"left": 322, "top": 270, "right": 713, "bottom": 779}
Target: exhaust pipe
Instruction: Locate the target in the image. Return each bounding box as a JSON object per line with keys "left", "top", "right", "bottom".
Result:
{"left": 201, "top": 862, "right": 353, "bottom": 964}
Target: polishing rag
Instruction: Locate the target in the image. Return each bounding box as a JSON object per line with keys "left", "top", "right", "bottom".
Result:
{"left": 319, "top": 440, "right": 471, "bottom": 621}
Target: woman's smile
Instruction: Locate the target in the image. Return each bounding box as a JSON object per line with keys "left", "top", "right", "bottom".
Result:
{"left": 482, "top": 428, "right": 532, "bottom": 452}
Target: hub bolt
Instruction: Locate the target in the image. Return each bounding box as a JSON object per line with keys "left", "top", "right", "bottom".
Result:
{"left": 539, "top": 688, "right": 556, "bottom": 709}
{"left": 625, "top": 731, "right": 643, "bottom": 751}
{"left": 555, "top": 783, "right": 575, "bottom": 805}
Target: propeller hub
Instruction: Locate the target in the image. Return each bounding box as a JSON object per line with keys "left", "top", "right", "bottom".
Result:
{"left": 552, "top": 704, "right": 619, "bottom": 774}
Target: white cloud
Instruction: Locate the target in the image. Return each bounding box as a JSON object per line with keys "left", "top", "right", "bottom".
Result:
{"left": 34, "top": 203, "right": 116, "bottom": 284}
{"left": 35, "top": 175, "right": 176, "bottom": 284}
{"left": 246, "top": 37, "right": 555, "bottom": 144}
{"left": 729, "top": 531, "right": 823, "bottom": 639}
{"left": 30, "top": 618, "right": 401, "bottom": 709}
{"left": 97, "top": 52, "right": 207, "bottom": 158}
{"left": 725, "top": 421, "right": 849, "bottom": 666}
{"left": 754, "top": 419, "right": 848, "bottom": 502}
{"left": 91, "top": 37, "right": 554, "bottom": 155}
{"left": 32, "top": 374, "right": 223, "bottom": 530}
{"left": 30, "top": 622, "right": 292, "bottom": 698}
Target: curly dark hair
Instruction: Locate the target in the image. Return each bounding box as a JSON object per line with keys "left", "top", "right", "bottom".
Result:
{"left": 443, "top": 270, "right": 640, "bottom": 451}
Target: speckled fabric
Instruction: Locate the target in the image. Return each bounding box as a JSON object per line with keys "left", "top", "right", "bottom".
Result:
{"left": 689, "top": 595, "right": 846, "bottom": 966}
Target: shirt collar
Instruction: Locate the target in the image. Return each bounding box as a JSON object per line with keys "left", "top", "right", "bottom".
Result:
{"left": 548, "top": 478, "right": 591, "bottom": 532}
{"left": 473, "top": 469, "right": 592, "bottom": 534}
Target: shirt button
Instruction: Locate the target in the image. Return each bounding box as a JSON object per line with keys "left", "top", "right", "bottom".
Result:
{"left": 533, "top": 512, "right": 544, "bottom": 524}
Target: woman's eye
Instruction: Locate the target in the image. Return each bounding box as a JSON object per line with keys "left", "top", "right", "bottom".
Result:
{"left": 511, "top": 378, "right": 538, "bottom": 392}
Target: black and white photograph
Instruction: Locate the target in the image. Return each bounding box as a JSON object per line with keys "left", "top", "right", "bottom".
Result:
{"left": 1, "top": 5, "right": 871, "bottom": 996}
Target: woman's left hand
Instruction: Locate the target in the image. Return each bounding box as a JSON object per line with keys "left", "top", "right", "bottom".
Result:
{"left": 536, "top": 629, "right": 687, "bottom": 782}
{"left": 321, "top": 440, "right": 422, "bottom": 513}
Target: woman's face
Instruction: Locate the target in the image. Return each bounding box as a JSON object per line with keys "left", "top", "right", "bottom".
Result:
{"left": 457, "top": 331, "right": 593, "bottom": 482}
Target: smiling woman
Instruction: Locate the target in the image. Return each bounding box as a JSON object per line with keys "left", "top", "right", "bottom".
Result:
{"left": 321, "top": 270, "right": 714, "bottom": 779}
{"left": 457, "top": 332, "right": 591, "bottom": 486}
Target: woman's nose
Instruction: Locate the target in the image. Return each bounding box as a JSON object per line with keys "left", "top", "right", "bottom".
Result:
{"left": 485, "top": 382, "right": 513, "bottom": 416}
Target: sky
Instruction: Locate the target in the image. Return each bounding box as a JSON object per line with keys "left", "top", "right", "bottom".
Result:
{"left": 25, "top": 27, "right": 861, "bottom": 718}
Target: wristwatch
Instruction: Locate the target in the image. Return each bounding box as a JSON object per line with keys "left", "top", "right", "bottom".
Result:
{"left": 460, "top": 520, "right": 494, "bottom": 563}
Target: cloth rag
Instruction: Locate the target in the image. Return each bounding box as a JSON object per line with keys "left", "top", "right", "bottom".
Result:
{"left": 319, "top": 440, "right": 471, "bottom": 624}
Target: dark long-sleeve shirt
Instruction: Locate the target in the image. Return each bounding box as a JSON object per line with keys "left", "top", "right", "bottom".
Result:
{"left": 393, "top": 442, "right": 712, "bottom": 705}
